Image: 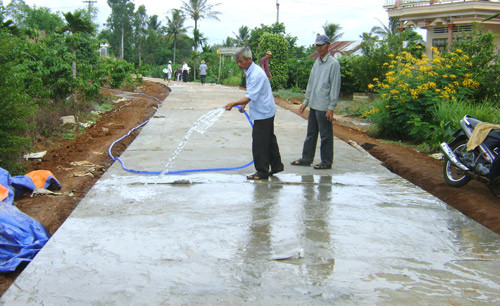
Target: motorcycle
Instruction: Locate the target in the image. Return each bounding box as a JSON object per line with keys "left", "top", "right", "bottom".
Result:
{"left": 440, "top": 115, "right": 500, "bottom": 194}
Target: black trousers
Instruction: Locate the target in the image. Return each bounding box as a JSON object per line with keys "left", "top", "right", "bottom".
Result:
{"left": 252, "top": 116, "right": 283, "bottom": 174}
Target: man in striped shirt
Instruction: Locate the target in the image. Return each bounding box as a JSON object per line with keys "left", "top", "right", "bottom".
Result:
{"left": 291, "top": 34, "right": 341, "bottom": 170}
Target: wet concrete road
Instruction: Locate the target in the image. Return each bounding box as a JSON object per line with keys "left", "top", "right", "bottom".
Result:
{"left": 2, "top": 81, "right": 500, "bottom": 304}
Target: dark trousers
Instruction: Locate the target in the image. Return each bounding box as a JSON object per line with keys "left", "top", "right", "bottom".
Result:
{"left": 182, "top": 70, "right": 188, "bottom": 82}
{"left": 301, "top": 108, "right": 333, "bottom": 165}
{"left": 252, "top": 116, "right": 283, "bottom": 174}
{"left": 200, "top": 75, "right": 206, "bottom": 84}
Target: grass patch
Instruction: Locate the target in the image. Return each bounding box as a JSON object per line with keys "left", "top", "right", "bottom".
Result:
{"left": 273, "top": 89, "right": 305, "bottom": 100}
{"left": 221, "top": 76, "right": 242, "bottom": 87}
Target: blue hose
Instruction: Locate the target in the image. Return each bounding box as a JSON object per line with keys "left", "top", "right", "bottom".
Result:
{"left": 108, "top": 95, "right": 253, "bottom": 175}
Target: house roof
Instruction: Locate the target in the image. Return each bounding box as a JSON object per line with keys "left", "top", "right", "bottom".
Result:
{"left": 308, "top": 41, "right": 362, "bottom": 59}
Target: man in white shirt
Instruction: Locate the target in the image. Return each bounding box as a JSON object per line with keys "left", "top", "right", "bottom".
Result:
{"left": 225, "top": 47, "right": 284, "bottom": 180}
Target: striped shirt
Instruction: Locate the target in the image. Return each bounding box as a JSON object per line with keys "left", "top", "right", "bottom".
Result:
{"left": 303, "top": 54, "right": 341, "bottom": 111}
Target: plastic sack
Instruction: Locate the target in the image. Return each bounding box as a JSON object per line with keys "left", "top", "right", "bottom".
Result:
{"left": 0, "top": 167, "right": 51, "bottom": 273}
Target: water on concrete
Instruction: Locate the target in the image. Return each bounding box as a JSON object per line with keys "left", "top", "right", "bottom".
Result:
{"left": 2, "top": 81, "right": 500, "bottom": 305}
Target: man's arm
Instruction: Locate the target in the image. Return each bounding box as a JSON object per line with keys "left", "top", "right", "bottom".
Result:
{"left": 225, "top": 97, "right": 250, "bottom": 112}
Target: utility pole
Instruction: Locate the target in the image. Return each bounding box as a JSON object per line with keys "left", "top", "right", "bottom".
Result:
{"left": 83, "top": 0, "right": 97, "bottom": 16}
{"left": 276, "top": 0, "right": 280, "bottom": 23}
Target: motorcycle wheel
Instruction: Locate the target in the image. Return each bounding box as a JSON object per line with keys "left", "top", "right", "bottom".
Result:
{"left": 443, "top": 139, "right": 472, "bottom": 187}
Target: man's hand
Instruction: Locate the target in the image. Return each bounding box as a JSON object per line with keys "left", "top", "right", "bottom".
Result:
{"left": 224, "top": 102, "right": 235, "bottom": 111}
{"left": 326, "top": 109, "right": 334, "bottom": 121}
{"left": 299, "top": 104, "right": 307, "bottom": 114}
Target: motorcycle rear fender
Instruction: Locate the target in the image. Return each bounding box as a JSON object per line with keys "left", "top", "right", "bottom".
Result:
{"left": 448, "top": 130, "right": 467, "bottom": 147}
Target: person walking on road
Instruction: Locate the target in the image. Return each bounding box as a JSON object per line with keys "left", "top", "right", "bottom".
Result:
{"left": 199, "top": 60, "right": 208, "bottom": 84}
{"left": 260, "top": 50, "right": 272, "bottom": 79}
{"left": 291, "top": 34, "right": 341, "bottom": 170}
{"left": 167, "top": 61, "right": 173, "bottom": 81}
{"left": 182, "top": 61, "right": 189, "bottom": 82}
{"left": 225, "top": 47, "right": 284, "bottom": 180}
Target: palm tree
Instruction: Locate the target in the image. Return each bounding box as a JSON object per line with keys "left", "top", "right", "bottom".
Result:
{"left": 181, "top": 0, "right": 221, "bottom": 49}
{"left": 370, "top": 17, "right": 399, "bottom": 40}
{"left": 166, "top": 9, "right": 187, "bottom": 64}
{"left": 322, "top": 22, "right": 343, "bottom": 42}
{"left": 58, "top": 10, "right": 95, "bottom": 78}
{"left": 233, "top": 25, "right": 250, "bottom": 46}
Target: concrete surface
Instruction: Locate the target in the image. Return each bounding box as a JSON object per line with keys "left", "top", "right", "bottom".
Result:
{"left": 2, "top": 80, "right": 500, "bottom": 305}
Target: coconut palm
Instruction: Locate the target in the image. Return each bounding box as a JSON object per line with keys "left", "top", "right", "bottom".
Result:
{"left": 166, "top": 8, "right": 187, "bottom": 64}
{"left": 370, "top": 17, "right": 399, "bottom": 40}
{"left": 58, "top": 10, "right": 95, "bottom": 78}
{"left": 233, "top": 25, "right": 250, "bottom": 46}
{"left": 181, "top": 0, "right": 221, "bottom": 49}
{"left": 322, "top": 22, "right": 343, "bottom": 42}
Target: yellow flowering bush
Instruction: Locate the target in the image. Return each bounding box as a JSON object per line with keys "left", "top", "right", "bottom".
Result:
{"left": 364, "top": 47, "right": 482, "bottom": 141}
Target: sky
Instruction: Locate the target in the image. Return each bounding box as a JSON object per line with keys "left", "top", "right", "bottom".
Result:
{"left": 5, "top": 0, "right": 392, "bottom": 47}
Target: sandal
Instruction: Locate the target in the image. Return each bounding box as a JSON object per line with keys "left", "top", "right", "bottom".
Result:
{"left": 290, "top": 159, "right": 311, "bottom": 166}
{"left": 247, "top": 172, "right": 269, "bottom": 180}
{"left": 313, "top": 163, "right": 332, "bottom": 170}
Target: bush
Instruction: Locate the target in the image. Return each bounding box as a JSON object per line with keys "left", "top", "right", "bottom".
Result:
{"left": 99, "top": 57, "right": 139, "bottom": 89}
{"left": 0, "top": 33, "right": 36, "bottom": 173}
{"left": 221, "top": 76, "right": 242, "bottom": 87}
{"left": 256, "top": 33, "right": 289, "bottom": 90}
{"left": 365, "top": 48, "right": 481, "bottom": 142}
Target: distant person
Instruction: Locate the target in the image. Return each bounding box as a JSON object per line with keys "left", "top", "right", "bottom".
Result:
{"left": 182, "top": 61, "right": 189, "bottom": 82}
{"left": 162, "top": 67, "right": 168, "bottom": 81}
{"left": 291, "top": 34, "right": 341, "bottom": 170}
{"left": 176, "top": 67, "right": 182, "bottom": 81}
{"left": 198, "top": 60, "right": 208, "bottom": 84}
{"left": 260, "top": 50, "right": 272, "bottom": 79}
{"left": 167, "top": 61, "right": 173, "bottom": 81}
{"left": 225, "top": 47, "right": 284, "bottom": 180}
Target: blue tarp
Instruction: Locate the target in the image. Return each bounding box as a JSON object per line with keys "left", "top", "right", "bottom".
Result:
{"left": 0, "top": 167, "right": 52, "bottom": 273}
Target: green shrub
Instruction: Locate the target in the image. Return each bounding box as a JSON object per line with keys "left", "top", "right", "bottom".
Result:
{"left": 256, "top": 33, "right": 289, "bottom": 90}
{"left": 365, "top": 48, "right": 481, "bottom": 142}
{"left": 0, "top": 33, "right": 36, "bottom": 173}
{"left": 221, "top": 76, "right": 242, "bottom": 87}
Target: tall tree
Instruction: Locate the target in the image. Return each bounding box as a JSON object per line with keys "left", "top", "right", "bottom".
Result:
{"left": 370, "top": 17, "right": 399, "bottom": 40}
{"left": 4, "top": 0, "right": 29, "bottom": 26}
{"left": 106, "top": 0, "right": 135, "bottom": 59}
{"left": 143, "top": 15, "right": 165, "bottom": 66}
{"left": 322, "top": 22, "right": 343, "bottom": 42}
{"left": 0, "top": 5, "right": 19, "bottom": 35}
{"left": 181, "top": 0, "right": 220, "bottom": 49}
{"left": 133, "top": 5, "right": 148, "bottom": 66}
{"left": 233, "top": 25, "right": 249, "bottom": 46}
{"left": 165, "top": 8, "right": 187, "bottom": 64}
{"left": 58, "top": 10, "right": 95, "bottom": 78}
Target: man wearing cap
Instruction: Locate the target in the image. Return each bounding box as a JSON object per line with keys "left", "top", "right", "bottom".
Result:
{"left": 260, "top": 51, "right": 272, "bottom": 79}
{"left": 291, "top": 34, "right": 341, "bottom": 170}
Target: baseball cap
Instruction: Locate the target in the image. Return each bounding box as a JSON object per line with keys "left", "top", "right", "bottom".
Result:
{"left": 315, "top": 34, "right": 331, "bottom": 45}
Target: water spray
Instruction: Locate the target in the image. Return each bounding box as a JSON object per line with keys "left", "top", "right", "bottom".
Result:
{"left": 108, "top": 101, "right": 253, "bottom": 176}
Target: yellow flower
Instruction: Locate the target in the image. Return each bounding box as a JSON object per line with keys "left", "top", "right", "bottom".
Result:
{"left": 456, "top": 49, "right": 463, "bottom": 53}
{"left": 368, "top": 84, "right": 375, "bottom": 90}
